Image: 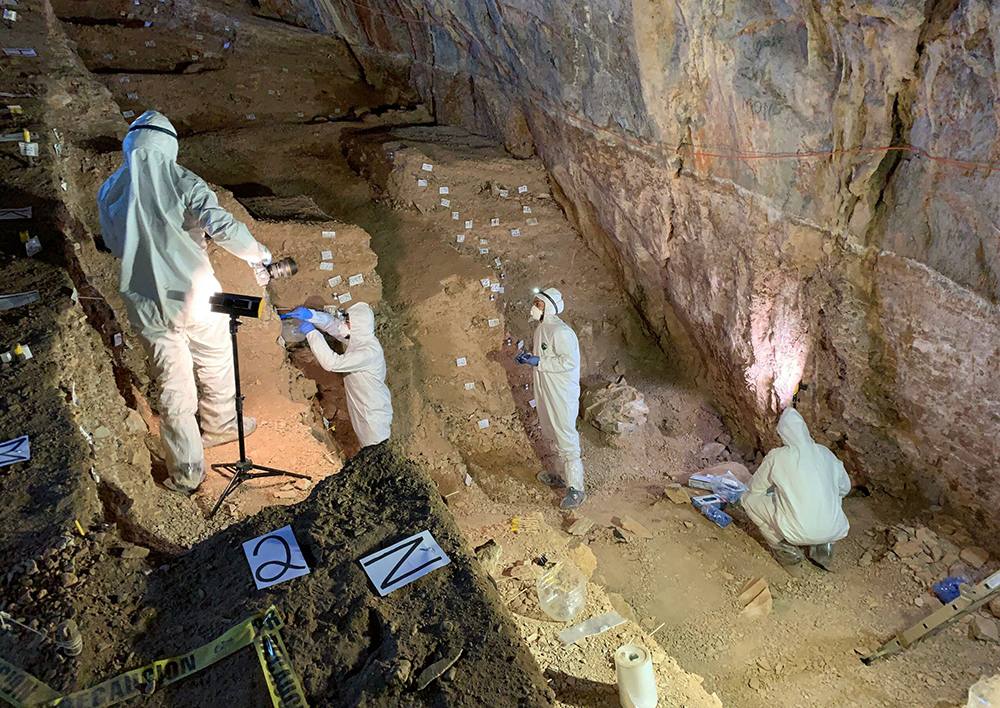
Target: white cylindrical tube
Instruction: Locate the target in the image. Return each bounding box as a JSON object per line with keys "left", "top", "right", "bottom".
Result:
{"left": 615, "top": 643, "right": 657, "bottom": 708}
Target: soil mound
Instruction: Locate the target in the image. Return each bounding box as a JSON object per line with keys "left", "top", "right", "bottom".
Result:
{"left": 132, "top": 443, "right": 553, "bottom": 707}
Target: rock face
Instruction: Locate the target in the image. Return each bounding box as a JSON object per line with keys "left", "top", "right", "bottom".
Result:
{"left": 274, "top": 0, "right": 1000, "bottom": 549}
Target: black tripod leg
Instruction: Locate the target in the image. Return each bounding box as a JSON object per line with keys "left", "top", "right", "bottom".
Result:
{"left": 210, "top": 465, "right": 245, "bottom": 517}
{"left": 250, "top": 465, "right": 311, "bottom": 480}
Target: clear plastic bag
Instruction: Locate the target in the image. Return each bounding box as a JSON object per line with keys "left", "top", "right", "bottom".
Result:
{"left": 709, "top": 471, "right": 748, "bottom": 504}
{"left": 536, "top": 562, "right": 586, "bottom": 622}
{"left": 557, "top": 612, "right": 625, "bottom": 645}
{"left": 969, "top": 675, "right": 1000, "bottom": 706}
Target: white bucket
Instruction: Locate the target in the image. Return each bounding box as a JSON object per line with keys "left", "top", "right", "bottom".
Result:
{"left": 615, "top": 643, "right": 657, "bottom": 708}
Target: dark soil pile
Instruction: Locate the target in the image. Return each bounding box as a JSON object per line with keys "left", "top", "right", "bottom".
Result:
{"left": 130, "top": 443, "right": 554, "bottom": 707}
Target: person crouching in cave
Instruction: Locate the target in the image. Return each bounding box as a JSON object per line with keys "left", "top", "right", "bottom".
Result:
{"left": 742, "top": 407, "right": 851, "bottom": 570}
{"left": 515, "top": 288, "right": 586, "bottom": 509}
{"left": 97, "top": 111, "right": 274, "bottom": 495}
{"left": 280, "top": 303, "right": 392, "bottom": 449}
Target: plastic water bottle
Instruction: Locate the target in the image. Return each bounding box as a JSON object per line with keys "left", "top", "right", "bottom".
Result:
{"left": 702, "top": 505, "right": 732, "bottom": 528}
{"left": 536, "top": 562, "right": 586, "bottom": 622}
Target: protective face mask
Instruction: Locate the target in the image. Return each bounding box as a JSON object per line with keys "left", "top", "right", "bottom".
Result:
{"left": 530, "top": 305, "right": 543, "bottom": 321}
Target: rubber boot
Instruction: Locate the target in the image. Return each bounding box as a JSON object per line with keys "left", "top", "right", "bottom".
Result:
{"left": 809, "top": 542, "right": 836, "bottom": 571}
{"left": 560, "top": 488, "right": 586, "bottom": 510}
{"left": 770, "top": 540, "right": 805, "bottom": 566}
{"left": 536, "top": 471, "right": 566, "bottom": 488}
{"left": 202, "top": 417, "right": 257, "bottom": 449}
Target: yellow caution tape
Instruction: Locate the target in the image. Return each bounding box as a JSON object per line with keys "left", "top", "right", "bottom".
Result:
{"left": 0, "top": 659, "right": 61, "bottom": 708}
{"left": 253, "top": 630, "right": 309, "bottom": 708}
{"left": 0, "top": 607, "right": 295, "bottom": 708}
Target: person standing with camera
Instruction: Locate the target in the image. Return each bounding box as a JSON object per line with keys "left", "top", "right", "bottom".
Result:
{"left": 97, "top": 110, "right": 273, "bottom": 494}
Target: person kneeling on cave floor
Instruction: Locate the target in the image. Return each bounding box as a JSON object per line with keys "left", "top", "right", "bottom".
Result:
{"left": 97, "top": 111, "right": 273, "bottom": 495}
{"left": 280, "top": 303, "right": 392, "bottom": 448}
{"left": 742, "top": 407, "right": 851, "bottom": 570}
{"left": 515, "top": 288, "right": 586, "bottom": 510}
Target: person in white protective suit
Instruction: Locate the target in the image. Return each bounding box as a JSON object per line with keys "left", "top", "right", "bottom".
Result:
{"left": 97, "top": 110, "right": 273, "bottom": 494}
{"left": 742, "top": 407, "right": 851, "bottom": 570}
{"left": 280, "top": 303, "right": 392, "bottom": 448}
{"left": 515, "top": 288, "right": 586, "bottom": 509}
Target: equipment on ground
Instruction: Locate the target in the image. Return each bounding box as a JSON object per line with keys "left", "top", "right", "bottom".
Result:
{"left": 862, "top": 569, "right": 1000, "bottom": 664}
{"left": 265, "top": 256, "right": 298, "bottom": 279}
{"left": 209, "top": 301, "right": 309, "bottom": 517}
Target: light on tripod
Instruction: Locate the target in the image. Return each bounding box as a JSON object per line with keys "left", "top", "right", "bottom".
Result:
{"left": 209, "top": 292, "right": 263, "bottom": 319}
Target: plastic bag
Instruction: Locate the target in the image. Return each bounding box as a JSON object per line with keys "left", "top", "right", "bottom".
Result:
{"left": 536, "top": 562, "right": 586, "bottom": 622}
{"left": 709, "top": 471, "right": 748, "bottom": 504}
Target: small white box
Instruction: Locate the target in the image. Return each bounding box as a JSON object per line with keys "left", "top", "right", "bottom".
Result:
{"left": 441, "top": 198, "right": 450, "bottom": 207}
{"left": 452, "top": 212, "right": 460, "bottom": 220}
{"left": 480, "top": 278, "right": 491, "bottom": 288}
{"left": 523, "top": 206, "right": 531, "bottom": 214}
{"left": 321, "top": 250, "right": 333, "bottom": 260}
{"left": 518, "top": 185, "right": 528, "bottom": 194}
{"left": 510, "top": 228, "right": 521, "bottom": 237}
{"left": 319, "top": 262, "right": 334, "bottom": 271}
{"left": 328, "top": 275, "right": 342, "bottom": 288}
{"left": 465, "top": 220, "right": 473, "bottom": 229}
{"left": 338, "top": 292, "right": 352, "bottom": 304}
{"left": 464, "top": 382, "right": 475, "bottom": 390}
{"left": 488, "top": 318, "right": 499, "bottom": 327}
{"left": 456, "top": 234, "right": 465, "bottom": 243}
{"left": 322, "top": 231, "right": 336, "bottom": 239}
{"left": 417, "top": 179, "right": 428, "bottom": 187}
{"left": 439, "top": 186, "right": 449, "bottom": 194}
{"left": 477, "top": 419, "right": 490, "bottom": 429}
{"left": 421, "top": 163, "right": 433, "bottom": 172}
{"left": 456, "top": 357, "right": 467, "bottom": 367}
{"left": 348, "top": 274, "right": 364, "bottom": 286}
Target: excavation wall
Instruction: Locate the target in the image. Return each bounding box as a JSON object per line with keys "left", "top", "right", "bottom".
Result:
{"left": 262, "top": 0, "right": 1000, "bottom": 545}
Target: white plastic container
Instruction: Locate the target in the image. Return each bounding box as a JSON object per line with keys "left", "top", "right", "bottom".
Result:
{"left": 536, "top": 562, "right": 586, "bottom": 622}
{"left": 615, "top": 643, "right": 657, "bottom": 708}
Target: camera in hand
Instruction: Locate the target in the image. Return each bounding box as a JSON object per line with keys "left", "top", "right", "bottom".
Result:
{"left": 265, "top": 257, "right": 298, "bottom": 279}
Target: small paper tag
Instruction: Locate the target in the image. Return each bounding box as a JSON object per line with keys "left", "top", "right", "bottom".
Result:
{"left": 480, "top": 278, "right": 491, "bottom": 288}
{"left": 518, "top": 185, "right": 528, "bottom": 194}
{"left": 349, "top": 274, "right": 364, "bottom": 286}
{"left": 522, "top": 206, "right": 532, "bottom": 214}
{"left": 526, "top": 217, "right": 539, "bottom": 226}
{"left": 451, "top": 212, "right": 459, "bottom": 220}
{"left": 529, "top": 399, "right": 536, "bottom": 408}
{"left": 121, "top": 111, "right": 135, "bottom": 119}
{"left": 499, "top": 189, "right": 509, "bottom": 198}
{"left": 488, "top": 318, "right": 500, "bottom": 327}
{"left": 441, "top": 198, "right": 450, "bottom": 207}
{"left": 113, "top": 333, "right": 122, "bottom": 347}
{"left": 119, "top": 75, "right": 131, "bottom": 83}
{"left": 338, "top": 292, "right": 352, "bottom": 304}
{"left": 510, "top": 228, "right": 521, "bottom": 237}
{"left": 328, "top": 275, "right": 342, "bottom": 288}
{"left": 245, "top": 113, "right": 256, "bottom": 121}
{"left": 18, "top": 142, "right": 38, "bottom": 157}
{"left": 319, "top": 262, "right": 334, "bottom": 271}
{"left": 517, "top": 340, "right": 524, "bottom": 349}
{"left": 322, "top": 230, "right": 336, "bottom": 239}
{"left": 480, "top": 239, "right": 488, "bottom": 245}
{"left": 477, "top": 419, "right": 490, "bottom": 429}
{"left": 490, "top": 283, "right": 501, "bottom": 292}
{"left": 145, "top": 40, "right": 156, "bottom": 47}
{"left": 490, "top": 218, "right": 500, "bottom": 226}
{"left": 417, "top": 179, "right": 428, "bottom": 187}
{"left": 3, "top": 48, "right": 36, "bottom": 57}
{"left": 321, "top": 250, "right": 333, "bottom": 260}
{"left": 2, "top": 9, "right": 16, "bottom": 20}
{"left": 439, "top": 186, "right": 449, "bottom": 194}
{"left": 464, "top": 382, "right": 475, "bottom": 390}
{"left": 479, "top": 248, "right": 489, "bottom": 255}
{"left": 126, "top": 92, "right": 139, "bottom": 100}
{"left": 456, "top": 357, "right": 467, "bottom": 367}
{"left": 421, "top": 163, "right": 433, "bottom": 172}
{"left": 456, "top": 234, "right": 465, "bottom": 243}
{"left": 465, "top": 220, "right": 473, "bottom": 229}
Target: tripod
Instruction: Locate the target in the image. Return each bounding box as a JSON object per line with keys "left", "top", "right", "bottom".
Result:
{"left": 210, "top": 314, "right": 309, "bottom": 517}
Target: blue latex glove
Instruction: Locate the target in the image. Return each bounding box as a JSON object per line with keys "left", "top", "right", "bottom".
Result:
{"left": 515, "top": 352, "right": 539, "bottom": 366}
{"left": 280, "top": 307, "right": 315, "bottom": 322}
{"left": 295, "top": 321, "right": 316, "bottom": 335}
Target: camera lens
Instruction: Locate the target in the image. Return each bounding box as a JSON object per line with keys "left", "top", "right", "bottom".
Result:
{"left": 265, "top": 257, "right": 298, "bottom": 279}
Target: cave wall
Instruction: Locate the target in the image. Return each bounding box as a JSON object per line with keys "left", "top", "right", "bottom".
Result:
{"left": 265, "top": 0, "right": 1000, "bottom": 544}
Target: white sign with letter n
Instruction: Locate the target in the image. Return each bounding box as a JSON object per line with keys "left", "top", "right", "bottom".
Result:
{"left": 360, "top": 530, "right": 450, "bottom": 597}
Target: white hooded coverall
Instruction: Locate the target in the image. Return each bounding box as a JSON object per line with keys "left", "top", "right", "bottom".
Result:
{"left": 97, "top": 111, "right": 271, "bottom": 490}
{"left": 304, "top": 303, "right": 393, "bottom": 447}
{"left": 532, "top": 289, "right": 584, "bottom": 491}
{"left": 743, "top": 408, "right": 851, "bottom": 547}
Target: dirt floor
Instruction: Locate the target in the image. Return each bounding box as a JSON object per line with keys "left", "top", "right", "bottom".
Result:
{"left": 1, "top": 0, "right": 999, "bottom": 706}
